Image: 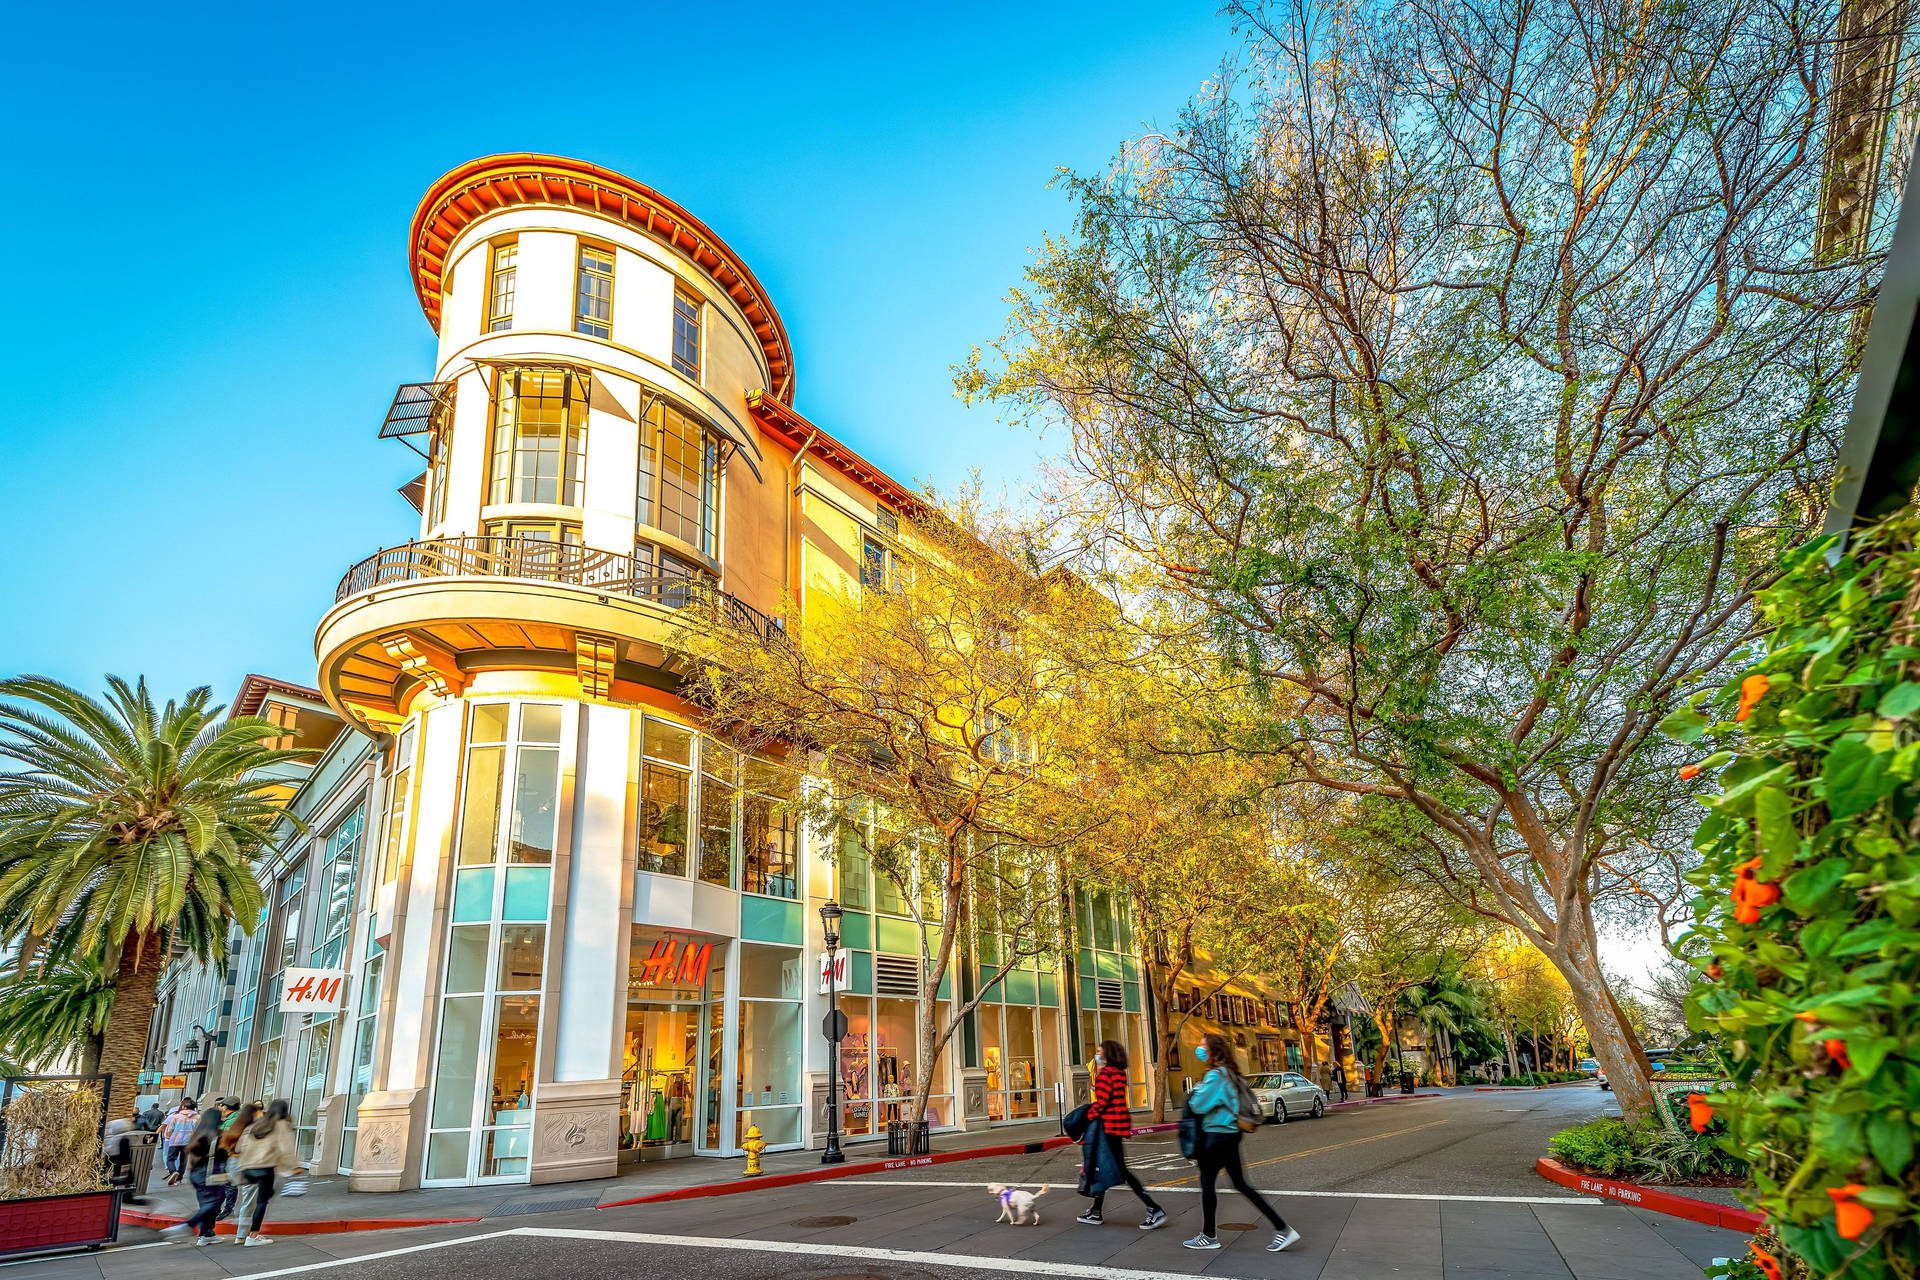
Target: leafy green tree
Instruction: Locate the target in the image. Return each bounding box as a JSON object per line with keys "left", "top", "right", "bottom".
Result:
{"left": 0, "top": 677, "right": 301, "bottom": 1113}
{"left": 0, "top": 950, "right": 113, "bottom": 1073}
{"left": 965, "top": 0, "right": 1893, "bottom": 1115}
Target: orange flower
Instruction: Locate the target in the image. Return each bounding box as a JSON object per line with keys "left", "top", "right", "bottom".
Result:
{"left": 1687, "top": 1093, "right": 1713, "bottom": 1133}
{"left": 1829, "top": 1185, "right": 1872, "bottom": 1240}
{"left": 1736, "top": 674, "right": 1769, "bottom": 721}
{"left": 1731, "top": 857, "right": 1782, "bottom": 923}
{"left": 1706, "top": 962, "right": 1723, "bottom": 980}
{"left": 1749, "top": 1241, "right": 1784, "bottom": 1280}
{"left": 1794, "top": 1011, "right": 1819, "bottom": 1024}
{"left": 1825, "top": 1038, "right": 1851, "bottom": 1070}
{"left": 1680, "top": 763, "right": 1702, "bottom": 780}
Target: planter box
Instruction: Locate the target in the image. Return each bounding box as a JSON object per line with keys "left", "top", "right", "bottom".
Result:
{"left": 0, "top": 1189, "right": 122, "bottom": 1258}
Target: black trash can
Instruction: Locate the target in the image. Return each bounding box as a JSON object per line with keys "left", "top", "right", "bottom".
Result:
{"left": 886, "top": 1120, "right": 931, "bottom": 1156}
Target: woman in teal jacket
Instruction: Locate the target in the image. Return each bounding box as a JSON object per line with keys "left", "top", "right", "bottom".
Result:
{"left": 1183, "top": 1033, "right": 1300, "bottom": 1253}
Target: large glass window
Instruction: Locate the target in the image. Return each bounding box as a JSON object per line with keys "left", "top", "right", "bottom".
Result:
{"left": 637, "top": 719, "right": 693, "bottom": 877}
{"left": 487, "top": 241, "right": 516, "bottom": 333}
{"left": 426, "top": 701, "right": 560, "bottom": 1184}
{"left": 698, "top": 742, "right": 736, "bottom": 888}
{"left": 736, "top": 944, "right": 802, "bottom": 1148}
{"left": 313, "top": 807, "right": 365, "bottom": 969}
{"left": 672, "top": 286, "right": 702, "bottom": 381}
{"left": 337, "top": 919, "right": 384, "bottom": 1171}
{"left": 741, "top": 757, "right": 797, "bottom": 899}
{"left": 488, "top": 368, "right": 588, "bottom": 507}
{"left": 575, "top": 243, "right": 613, "bottom": 338}
{"left": 426, "top": 429, "right": 449, "bottom": 528}
{"left": 636, "top": 401, "right": 717, "bottom": 557}
{"left": 380, "top": 725, "right": 416, "bottom": 884}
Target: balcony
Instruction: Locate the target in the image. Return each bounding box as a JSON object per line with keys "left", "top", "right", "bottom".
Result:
{"left": 315, "top": 536, "right": 778, "bottom": 731}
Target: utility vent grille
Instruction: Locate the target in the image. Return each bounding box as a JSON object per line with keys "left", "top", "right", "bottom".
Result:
{"left": 1096, "top": 978, "right": 1125, "bottom": 1010}
{"left": 875, "top": 954, "right": 921, "bottom": 997}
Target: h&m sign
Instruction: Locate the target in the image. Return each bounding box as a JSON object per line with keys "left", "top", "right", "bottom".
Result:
{"left": 636, "top": 936, "right": 713, "bottom": 988}
{"left": 282, "top": 967, "right": 349, "bottom": 1013}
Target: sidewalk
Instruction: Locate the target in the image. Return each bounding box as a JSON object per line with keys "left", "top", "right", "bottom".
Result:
{"left": 124, "top": 1092, "right": 1446, "bottom": 1234}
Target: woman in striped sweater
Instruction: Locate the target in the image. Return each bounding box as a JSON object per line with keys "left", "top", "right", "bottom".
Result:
{"left": 1076, "top": 1040, "right": 1167, "bottom": 1230}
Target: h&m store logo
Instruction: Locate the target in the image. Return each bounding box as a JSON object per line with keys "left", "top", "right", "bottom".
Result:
{"left": 636, "top": 937, "right": 713, "bottom": 987}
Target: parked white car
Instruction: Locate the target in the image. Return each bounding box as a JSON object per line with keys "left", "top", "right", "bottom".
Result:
{"left": 1247, "top": 1071, "right": 1329, "bottom": 1123}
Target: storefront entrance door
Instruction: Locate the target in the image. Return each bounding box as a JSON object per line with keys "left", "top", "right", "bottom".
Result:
{"left": 622, "top": 1003, "right": 699, "bottom": 1160}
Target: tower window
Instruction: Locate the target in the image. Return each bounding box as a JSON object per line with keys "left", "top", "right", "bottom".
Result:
{"left": 672, "top": 287, "right": 702, "bottom": 381}
{"left": 486, "top": 242, "right": 516, "bottom": 333}
{"left": 575, "top": 244, "right": 614, "bottom": 338}
{"left": 488, "top": 368, "right": 588, "bottom": 506}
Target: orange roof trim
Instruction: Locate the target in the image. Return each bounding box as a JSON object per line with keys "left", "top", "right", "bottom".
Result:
{"left": 230, "top": 673, "right": 327, "bottom": 720}
{"left": 747, "top": 391, "right": 924, "bottom": 516}
{"left": 410, "top": 154, "right": 796, "bottom": 400}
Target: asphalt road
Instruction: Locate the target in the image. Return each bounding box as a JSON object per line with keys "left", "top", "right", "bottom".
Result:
{"left": 21, "top": 1084, "right": 1747, "bottom": 1280}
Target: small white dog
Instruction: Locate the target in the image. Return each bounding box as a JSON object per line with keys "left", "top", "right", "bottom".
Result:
{"left": 988, "top": 1182, "right": 1050, "bottom": 1226}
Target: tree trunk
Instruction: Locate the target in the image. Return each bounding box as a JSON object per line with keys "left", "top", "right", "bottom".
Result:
{"left": 98, "top": 933, "right": 161, "bottom": 1118}
{"left": 1503, "top": 1022, "right": 1519, "bottom": 1079}
{"left": 1550, "top": 916, "right": 1653, "bottom": 1114}
{"left": 1817, "top": 0, "right": 1911, "bottom": 261}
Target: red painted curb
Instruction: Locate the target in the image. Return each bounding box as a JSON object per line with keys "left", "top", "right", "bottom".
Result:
{"left": 1534, "top": 1157, "right": 1762, "bottom": 1232}
{"left": 117, "top": 1208, "right": 483, "bottom": 1236}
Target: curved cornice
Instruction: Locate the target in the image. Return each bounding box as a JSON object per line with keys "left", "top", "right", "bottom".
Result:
{"left": 410, "top": 154, "right": 796, "bottom": 401}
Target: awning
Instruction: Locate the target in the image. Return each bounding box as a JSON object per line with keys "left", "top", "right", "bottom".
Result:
{"left": 398, "top": 471, "right": 427, "bottom": 513}
{"left": 379, "top": 380, "right": 456, "bottom": 439}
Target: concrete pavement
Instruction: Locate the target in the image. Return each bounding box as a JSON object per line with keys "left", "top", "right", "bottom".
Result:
{"left": 19, "top": 1084, "right": 1746, "bottom": 1280}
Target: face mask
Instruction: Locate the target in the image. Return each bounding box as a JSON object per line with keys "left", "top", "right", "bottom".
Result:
{"left": 1195, "top": 1044, "right": 1209, "bottom": 1062}
{"left": 1093, "top": 1054, "right": 1104, "bottom": 1069}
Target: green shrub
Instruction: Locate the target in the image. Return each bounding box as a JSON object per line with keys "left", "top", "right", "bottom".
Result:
{"left": 1549, "top": 1118, "right": 1640, "bottom": 1176}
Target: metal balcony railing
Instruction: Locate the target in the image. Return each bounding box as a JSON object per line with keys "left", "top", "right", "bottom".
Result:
{"left": 333, "top": 536, "right": 781, "bottom": 642}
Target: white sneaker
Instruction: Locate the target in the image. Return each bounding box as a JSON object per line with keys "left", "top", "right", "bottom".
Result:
{"left": 1270, "top": 1226, "right": 1302, "bottom": 1252}
{"left": 242, "top": 1235, "right": 273, "bottom": 1248}
{"left": 1183, "top": 1234, "right": 1221, "bottom": 1250}
{"left": 160, "top": 1224, "right": 190, "bottom": 1242}
{"left": 194, "top": 1237, "right": 216, "bottom": 1247}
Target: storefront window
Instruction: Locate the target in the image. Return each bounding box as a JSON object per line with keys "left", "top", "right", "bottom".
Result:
{"left": 337, "top": 919, "right": 383, "bottom": 1171}
{"left": 736, "top": 943, "right": 802, "bottom": 1148}
{"left": 873, "top": 996, "right": 953, "bottom": 1127}
{"left": 741, "top": 758, "right": 797, "bottom": 899}
{"left": 426, "top": 701, "right": 558, "bottom": 1185}
{"left": 698, "top": 742, "right": 736, "bottom": 888}
{"left": 638, "top": 719, "right": 692, "bottom": 877}
{"left": 837, "top": 996, "right": 874, "bottom": 1136}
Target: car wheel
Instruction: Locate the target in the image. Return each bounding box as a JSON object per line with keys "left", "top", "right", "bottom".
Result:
{"left": 1311, "top": 1097, "right": 1325, "bottom": 1118}
{"left": 1273, "top": 1100, "right": 1288, "bottom": 1124}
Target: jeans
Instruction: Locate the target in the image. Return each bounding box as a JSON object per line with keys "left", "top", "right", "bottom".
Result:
{"left": 1195, "top": 1129, "right": 1288, "bottom": 1238}
{"left": 234, "top": 1169, "right": 275, "bottom": 1239}
{"left": 1088, "top": 1131, "right": 1162, "bottom": 1216}
{"left": 183, "top": 1168, "right": 225, "bottom": 1238}
{"left": 164, "top": 1144, "right": 186, "bottom": 1176}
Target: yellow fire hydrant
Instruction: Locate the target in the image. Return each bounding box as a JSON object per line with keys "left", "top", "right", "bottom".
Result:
{"left": 741, "top": 1124, "right": 766, "bottom": 1176}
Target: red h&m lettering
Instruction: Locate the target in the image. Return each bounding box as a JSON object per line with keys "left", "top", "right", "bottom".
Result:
{"left": 287, "top": 975, "right": 318, "bottom": 1001}
{"left": 677, "top": 943, "right": 711, "bottom": 986}
{"left": 640, "top": 938, "right": 680, "bottom": 984}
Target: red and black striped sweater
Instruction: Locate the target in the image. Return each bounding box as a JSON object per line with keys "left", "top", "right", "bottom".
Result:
{"left": 1088, "top": 1065, "right": 1131, "bottom": 1137}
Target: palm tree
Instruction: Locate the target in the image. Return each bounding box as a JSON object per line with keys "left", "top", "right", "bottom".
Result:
{"left": 0, "top": 676, "right": 304, "bottom": 1112}
{"left": 0, "top": 949, "right": 115, "bottom": 1072}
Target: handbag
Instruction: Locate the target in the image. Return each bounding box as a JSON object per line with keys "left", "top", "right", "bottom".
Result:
{"left": 1177, "top": 1099, "right": 1201, "bottom": 1160}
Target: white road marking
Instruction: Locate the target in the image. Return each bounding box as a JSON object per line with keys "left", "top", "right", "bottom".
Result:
{"left": 0, "top": 1239, "right": 172, "bottom": 1267}
{"left": 227, "top": 1225, "right": 1252, "bottom": 1280}
{"left": 843, "top": 1178, "right": 1600, "bottom": 1204}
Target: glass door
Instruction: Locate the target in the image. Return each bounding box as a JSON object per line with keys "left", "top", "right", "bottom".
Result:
{"left": 622, "top": 1004, "right": 698, "bottom": 1157}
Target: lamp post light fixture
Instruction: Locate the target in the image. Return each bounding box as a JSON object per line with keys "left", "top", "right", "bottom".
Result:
{"left": 820, "top": 899, "right": 846, "bottom": 1165}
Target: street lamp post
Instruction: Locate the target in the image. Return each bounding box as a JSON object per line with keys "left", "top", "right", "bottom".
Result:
{"left": 820, "top": 900, "right": 846, "bottom": 1165}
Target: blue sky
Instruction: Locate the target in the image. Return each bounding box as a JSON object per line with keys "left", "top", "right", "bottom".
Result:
{"left": 0, "top": 2, "right": 1233, "bottom": 702}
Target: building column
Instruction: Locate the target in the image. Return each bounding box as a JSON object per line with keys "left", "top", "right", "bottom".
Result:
{"left": 531, "top": 703, "right": 627, "bottom": 1184}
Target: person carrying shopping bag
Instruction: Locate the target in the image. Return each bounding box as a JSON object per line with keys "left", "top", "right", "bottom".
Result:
{"left": 1074, "top": 1040, "right": 1167, "bottom": 1230}
{"left": 1182, "top": 1033, "right": 1300, "bottom": 1253}
{"left": 160, "top": 1108, "right": 231, "bottom": 1246}
{"left": 230, "top": 1100, "right": 303, "bottom": 1247}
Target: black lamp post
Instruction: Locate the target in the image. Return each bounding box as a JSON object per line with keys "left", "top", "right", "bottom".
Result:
{"left": 820, "top": 899, "right": 846, "bottom": 1165}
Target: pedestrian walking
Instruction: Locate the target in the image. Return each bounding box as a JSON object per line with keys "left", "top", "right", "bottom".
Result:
{"left": 160, "top": 1109, "right": 230, "bottom": 1247}
{"left": 1181, "top": 1033, "right": 1299, "bottom": 1253}
{"left": 231, "top": 1099, "right": 303, "bottom": 1247}
{"left": 1332, "top": 1061, "right": 1349, "bottom": 1104}
{"left": 161, "top": 1098, "right": 198, "bottom": 1184}
{"left": 1074, "top": 1040, "right": 1166, "bottom": 1231}
{"left": 218, "top": 1103, "right": 259, "bottom": 1226}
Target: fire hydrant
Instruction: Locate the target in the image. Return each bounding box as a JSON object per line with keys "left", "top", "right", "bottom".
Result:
{"left": 741, "top": 1124, "right": 766, "bottom": 1176}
